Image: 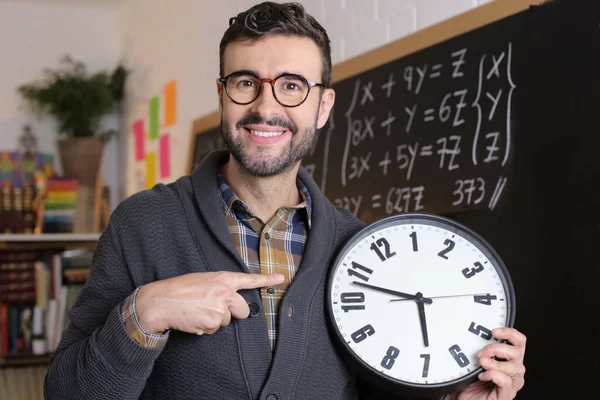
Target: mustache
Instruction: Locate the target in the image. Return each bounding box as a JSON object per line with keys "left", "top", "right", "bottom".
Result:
{"left": 235, "top": 114, "right": 297, "bottom": 134}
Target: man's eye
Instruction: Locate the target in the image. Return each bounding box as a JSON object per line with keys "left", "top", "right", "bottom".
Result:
{"left": 284, "top": 82, "right": 299, "bottom": 91}
{"left": 240, "top": 80, "right": 256, "bottom": 87}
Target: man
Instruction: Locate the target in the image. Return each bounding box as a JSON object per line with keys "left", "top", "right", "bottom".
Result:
{"left": 45, "top": 2, "right": 526, "bottom": 399}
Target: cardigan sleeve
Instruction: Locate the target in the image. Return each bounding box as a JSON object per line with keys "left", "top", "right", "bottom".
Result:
{"left": 121, "top": 287, "right": 169, "bottom": 348}
{"left": 44, "top": 220, "right": 167, "bottom": 400}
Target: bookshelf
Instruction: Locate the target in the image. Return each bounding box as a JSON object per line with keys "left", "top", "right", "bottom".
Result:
{"left": 0, "top": 233, "right": 99, "bottom": 368}
{"left": 0, "top": 233, "right": 100, "bottom": 249}
{"left": 0, "top": 353, "right": 51, "bottom": 368}
{"left": 0, "top": 234, "right": 100, "bottom": 243}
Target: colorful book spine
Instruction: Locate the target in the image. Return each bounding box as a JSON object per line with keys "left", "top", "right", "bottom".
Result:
{"left": 43, "top": 177, "right": 79, "bottom": 233}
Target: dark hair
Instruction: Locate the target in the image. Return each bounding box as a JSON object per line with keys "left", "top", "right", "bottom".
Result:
{"left": 220, "top": 2, "right": 332, "bottom": 87}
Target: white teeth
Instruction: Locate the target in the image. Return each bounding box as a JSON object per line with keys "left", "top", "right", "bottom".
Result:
{"left": 249, "top": 130, "right": 284, "bottom": 138}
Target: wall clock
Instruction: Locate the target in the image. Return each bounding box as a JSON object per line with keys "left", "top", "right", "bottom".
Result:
{"left": 326, "top": 213, "right": 515, "bottom": 398}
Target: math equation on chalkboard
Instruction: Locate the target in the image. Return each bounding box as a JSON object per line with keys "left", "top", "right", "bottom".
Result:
{"left": 303, "top": 14, "right": 524, "bottom": 222}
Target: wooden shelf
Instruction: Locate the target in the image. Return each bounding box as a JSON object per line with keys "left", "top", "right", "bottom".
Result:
{"left": 0, "top": 233, "right": 100, "bottom": 242}
{"left": 0, "top": 353, "right": 51, "bottom": 368}
{"left": 0, "top": 233, "right": 100, "bottom": 250}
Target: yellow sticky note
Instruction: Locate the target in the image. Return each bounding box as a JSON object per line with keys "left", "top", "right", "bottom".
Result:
{"left": 145, "top": 152, "right": 157, "bottom": 189}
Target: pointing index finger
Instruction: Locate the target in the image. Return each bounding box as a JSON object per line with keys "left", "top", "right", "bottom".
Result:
{"left": 228, "top": 272, "right": 285, "bottom": 291}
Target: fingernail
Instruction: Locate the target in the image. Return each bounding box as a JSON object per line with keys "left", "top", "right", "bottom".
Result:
{"left": 482, "top": 357, "right": 492, "bottom": 365}
{"left": 275, "top": 274, "right": 284, "bottom": 282}
{"left": 493, "top": 328, "right": 503, "bottom": 335}
{"left": 478, "top": 373, "right": 484, "bottom": 380}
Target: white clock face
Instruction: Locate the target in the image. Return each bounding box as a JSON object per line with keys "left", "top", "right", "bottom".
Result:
{"left": 328, "top": 215, "right": 514, "bottom": 388}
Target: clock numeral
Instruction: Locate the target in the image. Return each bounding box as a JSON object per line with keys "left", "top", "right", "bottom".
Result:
{"left": 347, "top": 261, "right": 373, "bottom": 282}
{"left": 380, "top": 346, "right": 400, "bottom": 370}
{"left": 449, "top": 344, "right": 470, "bottom": 368}
{"left": 371, "top": 238, "right": 396, "bottom": 261}
{"left": 420, "top": 354, "right": 430, "bottom": 378}
{"left": 340, "top": 292, "right": 365, "bottom": 312}
{"left": 351, "top": 324, "right": 375, "bottom": 343}
{"left": 437, "top": 239, "right": 455, "bottom": 259}
{"left": 462, "top": 261, "right": 485, "bottom": 278}
{"left": 468, "top": 322, "right": 493, "bottom": 340}
{"left": 409, "top": 231, "right": 418, "bottom": 252}
{"left": 370, "top": 238, "right": 396, "bottom": 261}
{"left": 474, "top": 294, "right": 497, "bottom": 305}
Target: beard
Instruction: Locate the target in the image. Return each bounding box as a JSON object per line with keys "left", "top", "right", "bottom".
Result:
{"left": 221, "top": 112, "right": 318, "bottom": 177}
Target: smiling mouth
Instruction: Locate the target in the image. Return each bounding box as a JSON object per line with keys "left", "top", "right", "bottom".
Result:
{"left": 247, "top": 129, "right": 286, "bottom": 138}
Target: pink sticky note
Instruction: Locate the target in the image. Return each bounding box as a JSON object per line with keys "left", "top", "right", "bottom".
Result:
{"left": 133, "top": 120, "right": 145, "bottom": 161}
{"left": 159, "top": 134, "right": 171, "bottom": 178}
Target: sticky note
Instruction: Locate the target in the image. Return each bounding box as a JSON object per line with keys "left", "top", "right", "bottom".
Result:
{"left": 164, "top": 80, "right": 176, "bottom": 127}
{"left": 149, "top": 97, "right": 159, "bottom": 139}
{"left": 145, "top": 152, "right": 157, "bottom": 189}
{"left": 133, "top": 119, "right": 145, "bottom": 161}
{"left": 159, "top": 134, "right": 170, "bottom": 178}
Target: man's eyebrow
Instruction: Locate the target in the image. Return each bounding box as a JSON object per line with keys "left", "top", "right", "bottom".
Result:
{"left": 228, "top": 69, "right": 260, "bottom": 78}
{"left": 275, "top": 71, "right": 306, "bottom": 79}
{"left": 227, "top": 70, "right": 308, "bottom": 80}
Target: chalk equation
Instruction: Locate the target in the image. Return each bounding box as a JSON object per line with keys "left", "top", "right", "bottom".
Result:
{"left": 303, "top": 41, "right": 516, "bottom": 220}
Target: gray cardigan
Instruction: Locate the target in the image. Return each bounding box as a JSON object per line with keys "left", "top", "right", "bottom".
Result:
{"left": 44, "top": 150, "right": 374, "bottom": 400}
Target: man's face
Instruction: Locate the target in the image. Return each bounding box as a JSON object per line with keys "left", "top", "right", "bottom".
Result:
{"left": 219, "top": 35, "right": 334, "bottom": 177}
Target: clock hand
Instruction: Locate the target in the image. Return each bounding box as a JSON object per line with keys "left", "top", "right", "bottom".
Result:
{"left": 416, "top": 293, "right": 429, "bottom": 347}
{"left": 352, "top": 281, "right": 433, "bottom": 304}
{"left": 390, "top": 293, "right": 488, "bottom": 302}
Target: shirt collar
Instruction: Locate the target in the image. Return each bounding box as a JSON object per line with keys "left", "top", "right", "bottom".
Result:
{"left": 217, "top": 173, "right": 312, "bottom": 224}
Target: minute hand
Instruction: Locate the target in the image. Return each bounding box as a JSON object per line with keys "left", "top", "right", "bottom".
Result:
{"left": 390, "top": 293, "right": 487, "bottom": 302}
{"left": 353, "top": 281, "right": 433, "bottom": 304}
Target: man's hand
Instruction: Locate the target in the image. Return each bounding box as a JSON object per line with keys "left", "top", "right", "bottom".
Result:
{"left": 135, "top": 271, "right": 284, "bottom": 335}
{"left": 447, "top": 327, "right": 527, "bottom": 400}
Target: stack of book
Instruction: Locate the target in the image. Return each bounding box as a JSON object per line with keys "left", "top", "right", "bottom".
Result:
{"left": 0, "top": 151, "right": 55, "bottom": 234}
{"left": 42, "top": 177, "right": 79, "bottom": 234}
{"left": 0, "top": 248, "right": 91, "bottom": 357}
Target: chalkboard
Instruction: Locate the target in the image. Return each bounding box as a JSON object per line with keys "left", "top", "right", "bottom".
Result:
{"left": 303, "top": 16, "right": 524, "bottom": 222}
{"left": 188, "top": 113, "right": 225, "bottom": 173}
{"left": 188, "top": 1, "right": 600, "bottom": 397}
{"left": 190, "top": 126, "right": 224, "bottom": 172}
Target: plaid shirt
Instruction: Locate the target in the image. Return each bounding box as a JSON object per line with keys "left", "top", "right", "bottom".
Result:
{"left": 121, "top": 174, "right": 311, "bottom": 350}
{"left": 218, "top": 174, "right": 311, "bottom": 349}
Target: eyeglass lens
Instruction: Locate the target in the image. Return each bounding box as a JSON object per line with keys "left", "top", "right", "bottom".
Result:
{"left": 225, "top": 74, "right": 310, "bottom": 106}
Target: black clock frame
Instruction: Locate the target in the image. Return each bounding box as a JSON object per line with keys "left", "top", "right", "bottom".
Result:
{"left": 325, "top": 213, "right": 517, "bottom": 399}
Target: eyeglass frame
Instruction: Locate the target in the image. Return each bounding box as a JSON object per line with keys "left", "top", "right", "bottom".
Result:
{"left": 218, "top": 70, "right": 327, "bottom": 108}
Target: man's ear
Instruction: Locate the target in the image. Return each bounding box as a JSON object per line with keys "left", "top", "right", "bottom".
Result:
{"left": 316, "top": 88, "right": 335, "bottom": 129}
{"left": 217, "top": 79, "right": 223, "bottom": 111}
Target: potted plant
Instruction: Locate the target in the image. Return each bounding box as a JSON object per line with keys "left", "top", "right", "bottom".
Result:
{"left": 17, "top": 54, "right": 128, "bottom": 187}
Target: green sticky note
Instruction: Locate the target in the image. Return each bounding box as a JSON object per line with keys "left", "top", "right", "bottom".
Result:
{"left": 149, "top": 96, "right": 159, "bottom": 139}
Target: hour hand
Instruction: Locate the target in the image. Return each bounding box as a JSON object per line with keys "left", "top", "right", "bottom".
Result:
{"left": 352, "top": 281, "right": 433, "bottom": 304}
{"left": 416, "top": 297, "right": 429, "bottom": 347}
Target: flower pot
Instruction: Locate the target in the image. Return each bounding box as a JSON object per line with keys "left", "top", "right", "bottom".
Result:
{"left": 57, "top": 137, "right": 105, "bottom": 186}
{"left": 56, "top": 137, "right": 106, "bottom": 233}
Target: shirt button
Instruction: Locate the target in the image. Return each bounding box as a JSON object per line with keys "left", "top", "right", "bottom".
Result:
{"left": 267, "top": 287, "right": 275, "bottom": 295}
{"left": 248, "top": 302, "right": 260, "bottom": 318}
{"left": 266, "top": 395, "right": 278, "bottom": 400}
{"left": 264, "top": 232, "right": 270, "bottom": 240}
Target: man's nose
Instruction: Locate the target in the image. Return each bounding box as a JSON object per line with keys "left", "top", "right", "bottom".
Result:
{"left": 250, "top": 81, "right": 281, "bottom": 116}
